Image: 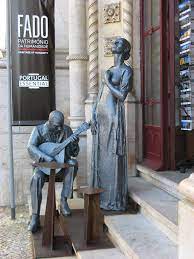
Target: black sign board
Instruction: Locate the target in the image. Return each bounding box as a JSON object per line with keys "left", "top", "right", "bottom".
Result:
{"left": 11, "top": 0, "right": 55, "bottom": 125}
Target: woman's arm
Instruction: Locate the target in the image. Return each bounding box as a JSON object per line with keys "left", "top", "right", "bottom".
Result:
{"left": 105, "top": 69, "right": 132, "bottom": 102}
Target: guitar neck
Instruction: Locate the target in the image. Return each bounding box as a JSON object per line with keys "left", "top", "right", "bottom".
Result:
{"left": 50, "top": 128, "right": 82, "bottom": 157}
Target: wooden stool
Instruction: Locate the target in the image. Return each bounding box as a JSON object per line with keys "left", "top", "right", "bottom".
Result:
{"left": 32, "top": 162, "right": 70, "bottom": 250}
{"left": 77, "top": 187, "right": 104, "bottom": 244}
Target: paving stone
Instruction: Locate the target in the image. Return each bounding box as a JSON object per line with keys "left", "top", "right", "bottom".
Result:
{"left": 0, "top": 206, "right": 33, "bottom": 259}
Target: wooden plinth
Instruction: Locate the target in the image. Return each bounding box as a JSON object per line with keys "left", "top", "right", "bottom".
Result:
{"left": 31, "top": 162, "right": 72, "bottom": 258}
{"left": 59, "top": 209, "right": 114, "bottom": 253}
{"left": 77, "top": 187, "right": 104, "bottom": 244}
{"left": 42, "top": 168, "right": 56, "bottom": 248}
{"left": 31, "top": 216, "right": 73, "bottom": 259}
{"left": 30, "top": 166, "right": 114, "bottom": 257}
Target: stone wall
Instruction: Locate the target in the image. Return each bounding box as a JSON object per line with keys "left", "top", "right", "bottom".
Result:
{"left": 0, "top": 67, "right": 10, "bottom": 206}
{"left": 0, "top": 0, "right": 70, "bottom": 206}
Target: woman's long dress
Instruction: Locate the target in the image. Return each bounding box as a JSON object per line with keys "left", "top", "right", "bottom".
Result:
{"left": 91, "top": 67, "right": 132, "bottom": 211}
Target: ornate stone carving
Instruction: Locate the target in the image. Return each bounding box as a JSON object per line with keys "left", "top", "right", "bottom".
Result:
{"left": 88, "top": 0, "right": 98, "bottom": 97}
{"left": 122, "top": 0, "right": 133, "bottom": 64}
{"left": 66, "top": 54, "right": 89, "bottom": 61}
{"left": 104, "top": 37, "right": 118, "bottom": 57}
{"left": 55, "top": 49, "right": 69, "bottom": 69}
{"left": 103, "top": 3, "right": 120, "bottom": 24}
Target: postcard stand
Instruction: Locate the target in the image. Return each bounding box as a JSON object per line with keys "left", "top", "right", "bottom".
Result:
{"left": 179, "top": 0, "right": 194, "bottom": 131}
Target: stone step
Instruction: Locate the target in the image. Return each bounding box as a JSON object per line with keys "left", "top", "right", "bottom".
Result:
{"left": 105, "top": 214, "right": 178, "bottom": 259}
{"left": 137, "top": 164, "right": 191, "bottom": 199}
{"left": 43, "top": 257, "right": 76, "bottom": 259}
{"left": 77, "top": 248, "right": 127, "bottom": 259}
{"left": 128, "top": 177, "right": 178, "bottom": 243}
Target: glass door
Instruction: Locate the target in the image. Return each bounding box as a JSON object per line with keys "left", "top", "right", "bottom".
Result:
{"left": 141, "top": 0, "right": 168, "bottom": 170}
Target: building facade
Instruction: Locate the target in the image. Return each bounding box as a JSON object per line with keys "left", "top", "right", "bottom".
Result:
{"left": 0, "top": 0, "right": 193, "bottom": 226}
{"left": 2, "top": 0, "right": 194, "bottom": 257}
{"left": 0, "top": 0, "right": 141, "bottom": 206}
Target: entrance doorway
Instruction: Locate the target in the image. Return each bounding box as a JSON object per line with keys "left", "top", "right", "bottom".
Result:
{"left": 141, "top": 0, "right": 194, "bottom": 171}
{"left": 140, "top": 0, "right": 169, "bottom": 170}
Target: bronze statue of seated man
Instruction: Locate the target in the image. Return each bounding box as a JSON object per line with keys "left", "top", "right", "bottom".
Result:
{"left": 27, "top": 110, "right": 79, "bottom": 233}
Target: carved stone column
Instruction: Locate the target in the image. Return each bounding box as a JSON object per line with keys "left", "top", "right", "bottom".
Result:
{"left": 122, "top": 0, "right": 133, "bottom": 64}
{"left": 88, "top": 0, "right": 98, "bottom": 100}
{"left": 68, "top": 0, "right": 88, "bottom": 189}
{"left": 178, "top": 174, "right": 194, "bottom": 259}
{"left": 85, "top": 0, "right": 98, "bottom": 181}
{"left": 68, "top": 0, "right": 88, "bottom": 129}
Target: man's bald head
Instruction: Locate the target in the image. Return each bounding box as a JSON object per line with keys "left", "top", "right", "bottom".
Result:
{"left": 48, "top": 110, "right": 64, "bottom": 132}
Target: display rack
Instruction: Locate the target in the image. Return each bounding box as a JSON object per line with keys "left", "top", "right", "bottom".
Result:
{"left": 179, "top": 0, "right": 194, "bottom": 130}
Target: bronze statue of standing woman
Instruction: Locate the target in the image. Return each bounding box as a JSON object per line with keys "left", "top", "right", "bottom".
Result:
{"left": 91, "top": 38, "right": 133, "bottom": 211}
